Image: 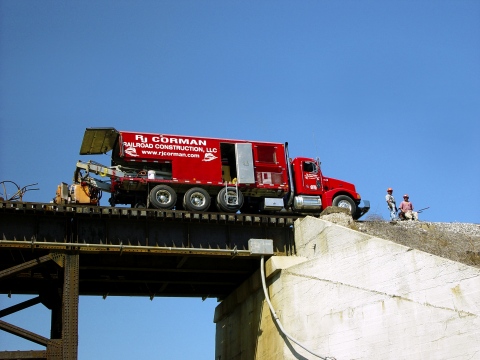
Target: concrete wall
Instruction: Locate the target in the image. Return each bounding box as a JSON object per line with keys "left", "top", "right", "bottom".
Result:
{"left": 215, "top": 216, "right": 480, "bottom": 360}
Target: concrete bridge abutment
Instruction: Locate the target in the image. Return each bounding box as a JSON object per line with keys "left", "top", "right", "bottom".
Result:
{"left": 214, "top": 216, "right": 480, "bottom": 359}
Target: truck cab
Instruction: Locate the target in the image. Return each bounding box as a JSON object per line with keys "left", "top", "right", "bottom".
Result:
{"left": 288, "top": 157, "right": 369, "bottom": 219}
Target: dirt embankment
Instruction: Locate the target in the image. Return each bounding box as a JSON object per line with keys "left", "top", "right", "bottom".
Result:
{"left": 319, "top": 208, "right": 480, "bottom": 269}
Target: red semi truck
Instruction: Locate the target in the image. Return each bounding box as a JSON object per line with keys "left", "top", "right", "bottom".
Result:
{"left": 62, "top": 127, "right": 369, "bottom": 219}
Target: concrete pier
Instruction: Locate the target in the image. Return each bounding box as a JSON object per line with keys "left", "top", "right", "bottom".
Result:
{"left": 215, "top": 216, "right": 480, "bottom": 359}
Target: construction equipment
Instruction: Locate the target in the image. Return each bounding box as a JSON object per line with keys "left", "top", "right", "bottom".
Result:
{"left": 56, "top": 127, "right": 370, "bottom": 218}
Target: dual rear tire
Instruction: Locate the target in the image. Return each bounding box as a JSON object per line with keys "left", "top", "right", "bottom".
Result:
{"left": 149, "top": 185, "right": 177, "bottom": 209}
{"left": 216, "top": 187, "right": 244, "bottom": 213}
{"left": 183, "top": 187, "right": 211, "bottom": 212}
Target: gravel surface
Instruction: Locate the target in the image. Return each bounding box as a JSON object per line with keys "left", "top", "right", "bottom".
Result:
{"left": 319, "top": 209, "right": 480, "bottom": 269}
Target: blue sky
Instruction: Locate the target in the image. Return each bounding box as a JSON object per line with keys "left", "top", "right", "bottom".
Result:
{"left": 0, "top": 1, "right": 479, "bottom": 358}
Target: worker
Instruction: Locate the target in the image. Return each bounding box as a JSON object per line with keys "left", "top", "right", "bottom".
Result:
{"left": 398, "top": 194, "right": 418, "bottom": 221}
{"left": 385, "top": 188, "right": 397, "bottom": 221}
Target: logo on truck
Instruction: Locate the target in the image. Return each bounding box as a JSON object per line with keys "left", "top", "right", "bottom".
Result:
{"left": 125, "top": 146, "right": 139, "bottom": 157}
{"left": 203, "top": 153, "right": 217, "bottom": 162}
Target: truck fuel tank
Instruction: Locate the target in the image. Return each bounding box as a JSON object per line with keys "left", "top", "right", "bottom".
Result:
{"left": 293, "top": 195, "right": 322, "bottom": 210}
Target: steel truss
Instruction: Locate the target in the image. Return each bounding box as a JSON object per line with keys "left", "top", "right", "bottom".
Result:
{"left": 0, "top": 253, "right": 78, "bottom": 359}
{"left": 0, "top": 201, "right": 297, "bottom": 359}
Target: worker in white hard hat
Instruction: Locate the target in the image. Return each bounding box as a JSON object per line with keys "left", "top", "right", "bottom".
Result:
{"left": 385, "top": 188, "right": 397, "bottom": 221}
{"left": 398, "top": 194, "right": 418, "bottom": 221}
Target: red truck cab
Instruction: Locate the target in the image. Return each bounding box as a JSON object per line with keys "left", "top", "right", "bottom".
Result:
{"left": 287, "top": 157, "right": 368, "bottom": 219}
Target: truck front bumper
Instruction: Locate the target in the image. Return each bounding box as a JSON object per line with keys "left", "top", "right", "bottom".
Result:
{"left": 354, "top": 200, "right": 370, "bottom": 219}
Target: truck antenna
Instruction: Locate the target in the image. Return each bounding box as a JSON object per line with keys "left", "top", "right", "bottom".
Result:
{"left": 312, "top": 132, "right": 321, "bottom": 165}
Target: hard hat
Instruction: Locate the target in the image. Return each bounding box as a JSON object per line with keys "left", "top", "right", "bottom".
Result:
{"left": 403, "top": 194, "right": 409, "bottom": 198}
{"left": 387, "top": 188, "right": 393, "bottom": 192}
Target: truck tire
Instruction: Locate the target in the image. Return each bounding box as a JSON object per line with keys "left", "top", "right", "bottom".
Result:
{"left": 183, "top": 187, "right": 211, "bottom": 212}
{"left": 149, "top": 185, "right": 177, "bottom": 210}
{"left": 216, "top": 187, "right": 244, "bottom": 213}
{"left": 332, "top": 195, "right": 356, "bottom": 217}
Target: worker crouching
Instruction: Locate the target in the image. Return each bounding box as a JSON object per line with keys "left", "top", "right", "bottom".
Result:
{"left": 398, "top": 194, "right": 418, "bottom": 221}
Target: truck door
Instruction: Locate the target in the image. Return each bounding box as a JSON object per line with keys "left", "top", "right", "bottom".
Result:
{"left": 300, "top": 160, "right": 322, "bottom": 194}
{"left": 235, "top": 143, "right": 255, "bottom": 184}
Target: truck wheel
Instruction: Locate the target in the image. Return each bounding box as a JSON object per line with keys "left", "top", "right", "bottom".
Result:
{"left": 183, "top": 187, "right": 211, "bottom": 212}
{"left": 149, "top": 185, "right": 177, "bottom": 209}
{"left": 332, "top": 195, "right": 356, "bottom": 216}
{"left": 216, "top": 187, "right": 244, "bottom": 213}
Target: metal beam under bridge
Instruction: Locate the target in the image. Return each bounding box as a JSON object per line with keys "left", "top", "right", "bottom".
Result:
{"left": 0, "top": 201, "right": 297, "bottom": 359}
